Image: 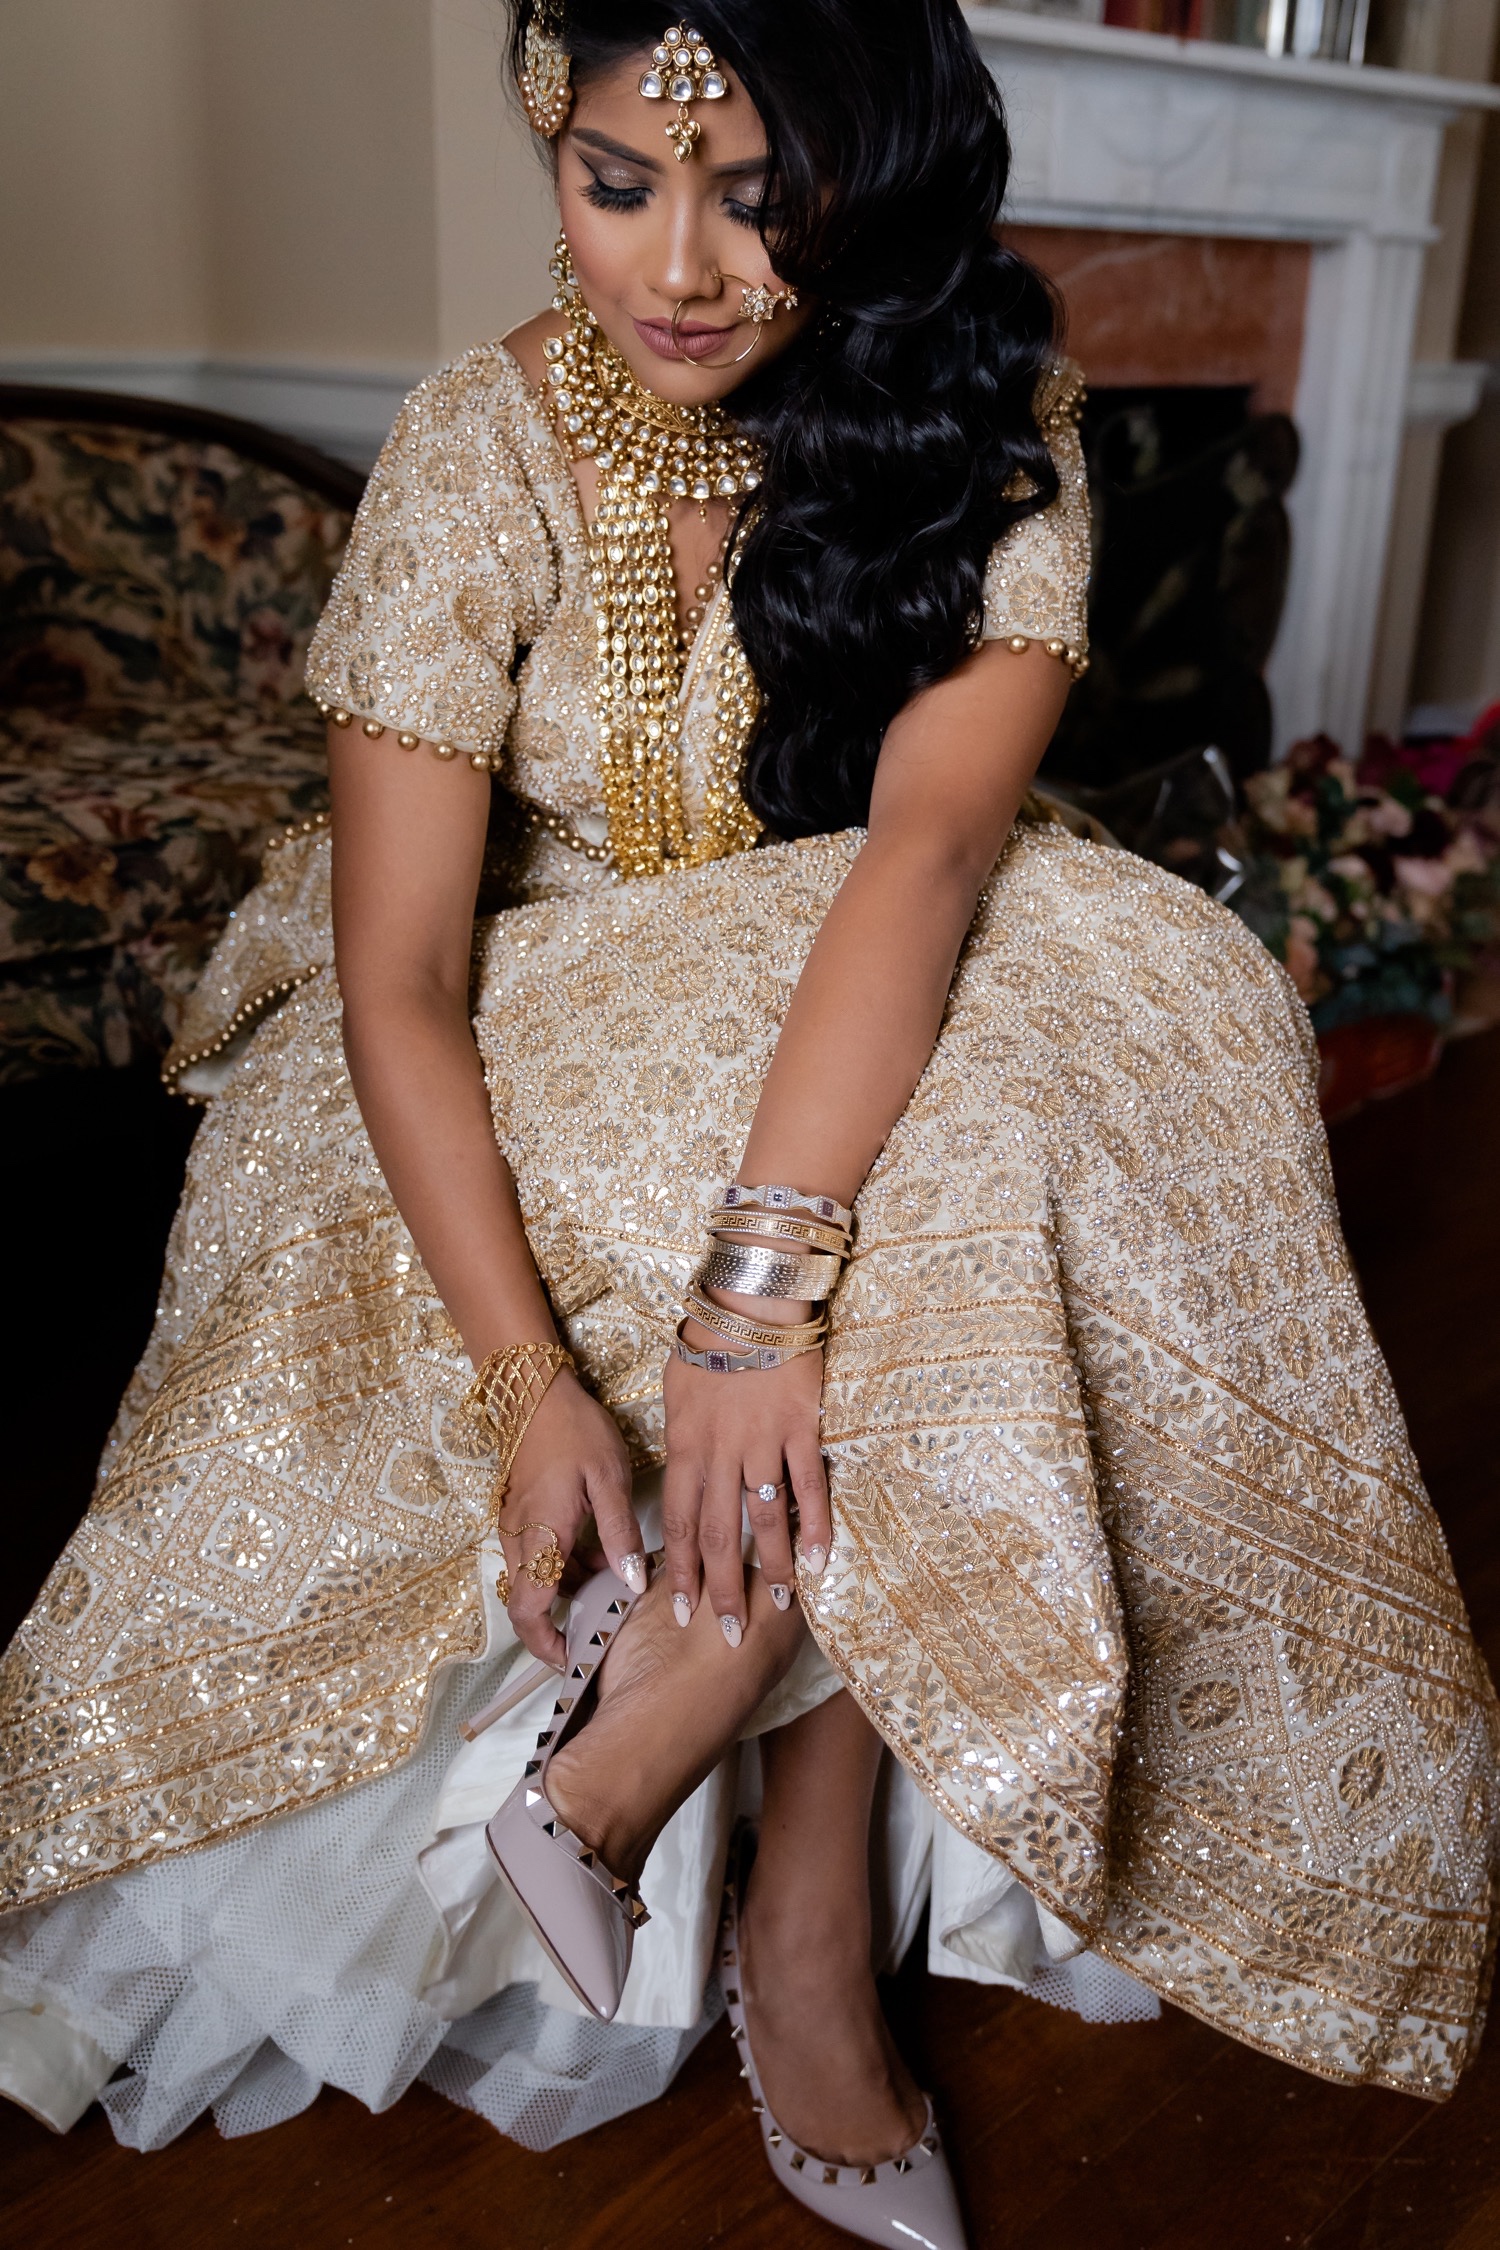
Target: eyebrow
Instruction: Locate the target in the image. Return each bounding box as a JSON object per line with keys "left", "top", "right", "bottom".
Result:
{"left": 571, "top": 128, "right": 768, "bottom": 178}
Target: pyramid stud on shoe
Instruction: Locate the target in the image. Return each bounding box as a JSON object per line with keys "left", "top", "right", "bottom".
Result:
{"left": 718, "top": 1826, "right": 970, "bottom": 2250}
{"left": 484, "top": 1563, "right": 653, "bottom": 2022}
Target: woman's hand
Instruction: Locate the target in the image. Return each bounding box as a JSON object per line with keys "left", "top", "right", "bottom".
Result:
{"left": 660, "top": 1343, "right": 832, "bottom": 1643}
{"left": 499, "top": 1368, "right": 643, "bottom": 1668}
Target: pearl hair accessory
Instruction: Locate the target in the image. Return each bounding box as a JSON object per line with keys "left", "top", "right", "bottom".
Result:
{"left": 518, "top": 3, "right": 572, "bottom": 138}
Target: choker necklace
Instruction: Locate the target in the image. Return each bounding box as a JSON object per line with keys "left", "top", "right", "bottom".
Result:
{"left": 541, "top": 239, "right": 763, "bottom": 880}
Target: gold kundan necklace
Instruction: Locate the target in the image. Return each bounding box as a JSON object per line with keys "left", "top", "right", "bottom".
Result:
{"left": 542, "top": 239, "right": 763, "bottom": 880}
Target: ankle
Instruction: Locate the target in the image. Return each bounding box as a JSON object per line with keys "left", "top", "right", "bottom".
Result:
{"left": 744, "top": 1874, "right": 873, "bottom": 1980}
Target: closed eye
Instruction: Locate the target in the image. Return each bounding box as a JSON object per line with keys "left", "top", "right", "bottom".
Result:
{"left": 581, "top": 164, "right": 650, "bottom": 214}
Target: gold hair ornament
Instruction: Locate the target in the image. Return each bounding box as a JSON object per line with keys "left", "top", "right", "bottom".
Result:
{"left": 639, "top": 23, "right": 727, "bottom": 161}
{"left": 519, "top": 3, "right": 573, "bottom": 138}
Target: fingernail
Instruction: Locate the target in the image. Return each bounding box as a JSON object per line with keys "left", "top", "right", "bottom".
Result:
{"left": 802, "top": 1545, "right": 828, "bottom": 1578}
{"left": 719, "top": 1614, "right": 743, "bottom": 1648}
{"left": 672, "top": 1592, "right": 692, "bottom": 1629}
{"left": 769, "top": 1583, "right": 792, "bottom": 1611}
{"left": 617, "top": 1553, "right": 646, "bottom": 1594}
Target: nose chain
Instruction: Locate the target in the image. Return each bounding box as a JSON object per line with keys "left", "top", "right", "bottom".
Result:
{"left": 541, "top": 240, "right": 764, "bottom": 881}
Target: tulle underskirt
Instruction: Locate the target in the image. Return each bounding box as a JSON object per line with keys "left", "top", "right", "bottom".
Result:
{"left": 0, "top": 1533, "right": 1157, "bottom": 2153}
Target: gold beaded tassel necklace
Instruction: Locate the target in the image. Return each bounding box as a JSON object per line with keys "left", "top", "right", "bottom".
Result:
{"left": 542, "top": 240, "right": 763, "bottom": 880}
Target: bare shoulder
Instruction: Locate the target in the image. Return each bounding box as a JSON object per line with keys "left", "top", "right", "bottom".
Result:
{"left": 503, "top": 308, "right": 568, "bottom": 387}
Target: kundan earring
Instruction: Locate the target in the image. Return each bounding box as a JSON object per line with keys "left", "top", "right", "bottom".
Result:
{"left": 638, "top": 23, "right": 728, "bottom": 161}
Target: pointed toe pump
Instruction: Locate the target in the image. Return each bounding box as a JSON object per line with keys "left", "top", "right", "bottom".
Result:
{"left": 482, "top": 1563, "right": 651, "bottom": 2022}
{"left": 719, "top": 1834, "right": 970, "bottom": 2250}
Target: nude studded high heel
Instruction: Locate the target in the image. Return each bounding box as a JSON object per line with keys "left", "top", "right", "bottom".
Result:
{"left": 719, "top": 1828, "right": 970, "bottom": 2250}
{"left": 484, "top": 1563, "right": 652, "bottom": 2022}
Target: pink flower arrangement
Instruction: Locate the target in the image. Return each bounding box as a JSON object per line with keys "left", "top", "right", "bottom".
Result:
{"left": 1231, "top": 708, "right": 1500, "bottom": 1031}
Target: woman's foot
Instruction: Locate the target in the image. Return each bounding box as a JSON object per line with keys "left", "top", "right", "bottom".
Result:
{"left": 739, "top": 1870, "right": 928, "bottom": 2168}
{"left": 544, "top": 1566, "right": 804, "bottom": 1882}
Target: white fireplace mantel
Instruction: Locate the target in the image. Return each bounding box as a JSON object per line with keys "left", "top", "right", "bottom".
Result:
{"left": 966, "top": 8, "right": 1500, "bottom": 753}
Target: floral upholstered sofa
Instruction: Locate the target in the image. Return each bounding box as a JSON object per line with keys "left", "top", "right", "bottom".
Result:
{"left": 0, "top": 386, "right": 364, "bottom": 1082}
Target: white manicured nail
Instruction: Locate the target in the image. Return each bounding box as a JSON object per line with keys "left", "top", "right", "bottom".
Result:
{"left": 672, "top": 1592, "right": 692, "bottom": 1629}
{"left": 720, "top": 1614, "right": 743, "bottom": 1648}
{"left": 769, "top": 1583, "right": 792, "bottom": 1610}
{"left": 617, "top": 1553, "right": 646, "bottom": 1593}
{"left": 802, "top": 1545, "right": 828, "bottom": 1578}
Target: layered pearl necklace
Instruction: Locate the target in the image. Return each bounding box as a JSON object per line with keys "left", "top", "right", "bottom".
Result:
{"left": 542, "top": 241, "right": 764, "bottom": 880}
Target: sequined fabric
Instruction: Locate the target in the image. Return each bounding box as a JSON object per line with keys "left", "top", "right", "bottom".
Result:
{"left": 303, "top": 341, "right": 1090, "bottom": 895}
{"left": 3, "top": 354, "right": 1496, "bottom": 2103}
{"left": 5, "top": 815, "right": 1497, "bottom": 2094}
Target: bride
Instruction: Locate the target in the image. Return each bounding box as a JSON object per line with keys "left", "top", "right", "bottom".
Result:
{"left": 3, "top": 2, "right": 1495, "bottom": 2240}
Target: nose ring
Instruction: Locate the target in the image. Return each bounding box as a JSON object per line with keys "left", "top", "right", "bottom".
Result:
{"left": 669, "top": 270, "right": 725, "bottom": 357}
{"left": 728, "top": 282, "right": 800, "bottom": 365}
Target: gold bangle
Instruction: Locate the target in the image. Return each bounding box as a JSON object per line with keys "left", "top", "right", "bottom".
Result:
{"left": 710, "top": 1211, "right": 850, "bottom": 1257}
{"left": 465, "top": 1340, "right": 574, "bottom": 1507}
{"left": 682, "top": 1290, "right": 827, "bottom": 1351}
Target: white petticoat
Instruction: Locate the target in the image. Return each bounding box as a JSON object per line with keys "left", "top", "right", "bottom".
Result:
{"left": 0, "top": 1497, "right": 1156, "bottom": 2152}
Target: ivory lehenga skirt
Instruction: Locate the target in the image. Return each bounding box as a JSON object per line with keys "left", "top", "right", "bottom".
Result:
{"left": 1, "top": 809, "right": 1496, "bottom": 2149}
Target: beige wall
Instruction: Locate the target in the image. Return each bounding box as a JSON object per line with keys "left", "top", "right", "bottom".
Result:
{"left": 1412, "top": 110, "right": 1500, "bottom": 711}
{"left": 432, "top": 0, "right": 557, "bottom": 359}
{"left": 1366, "top": 0, "right": 1500, "bottom": 731}
{"left": 0, "top": 0, "right": 556, "bottom": 369}
{"left": 201, "top": 0, "right": 440, "bottom": 364}
{"left": 0, "top": 0, "right": 210, "bottom": 351}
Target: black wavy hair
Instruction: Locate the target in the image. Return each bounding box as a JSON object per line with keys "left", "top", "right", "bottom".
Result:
{"left": 508, "top": 0, "right": 1060, "bottom": 837}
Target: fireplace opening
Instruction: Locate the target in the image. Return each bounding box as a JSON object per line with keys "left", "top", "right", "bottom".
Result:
{"left": 1040, "top": 385, "right": 1300, "bottom": 795}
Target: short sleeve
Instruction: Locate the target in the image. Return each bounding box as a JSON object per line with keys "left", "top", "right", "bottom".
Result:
{"left": 305, "top": 345, "right": 554, "bottom": 759}
{"left": 980, "top": 361, "right": 1091, "bottom": 674}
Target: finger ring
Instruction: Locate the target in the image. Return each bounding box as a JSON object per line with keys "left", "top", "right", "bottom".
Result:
{"left": 755, "top": 1482, "right": 783, "bottom": 1504}
{"left": 494, "top": 1521, "right": 565, "bottom": 1607}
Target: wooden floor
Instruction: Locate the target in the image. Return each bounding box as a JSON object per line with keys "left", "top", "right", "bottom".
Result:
{"left": 3, "top": 1033, "right": 1499, "bottom": 2250}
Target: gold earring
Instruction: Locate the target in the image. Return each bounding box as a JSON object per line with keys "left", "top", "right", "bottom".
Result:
{"left": 638, "top": 23, "right": 727, "bottom": 162}
{"left": 519, "top": 3, "right": 572, "bottom": 138}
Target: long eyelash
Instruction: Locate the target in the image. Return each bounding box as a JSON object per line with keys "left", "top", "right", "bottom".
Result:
{"left": 582, "top": 177, "right": 648, "bottom": 214}
{"left": 723, "top": 198, "right": 763, "bottom": 230}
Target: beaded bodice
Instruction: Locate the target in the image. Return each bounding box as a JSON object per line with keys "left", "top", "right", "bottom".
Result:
{"left": 306, "top": 338, "right": 1091, "bottom": 903}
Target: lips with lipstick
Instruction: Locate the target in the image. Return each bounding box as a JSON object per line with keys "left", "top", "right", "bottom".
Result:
{"left": 633, "top": 314, "right": 739, "bottom": 362}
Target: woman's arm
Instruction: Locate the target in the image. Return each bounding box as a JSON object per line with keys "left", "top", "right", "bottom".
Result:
{"left": 330, "top": 730, "right": 641, "bottom": 1663}
{"left": 664, "top": 640, "right": 1071, "bottom": 1628}
{"left": 739, "top": 638, "right": 1070, "bottom": 1200}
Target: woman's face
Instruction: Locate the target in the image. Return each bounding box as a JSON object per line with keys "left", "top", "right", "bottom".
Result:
{"left": 557, "top": 53, "right": 814, "bottom": 405}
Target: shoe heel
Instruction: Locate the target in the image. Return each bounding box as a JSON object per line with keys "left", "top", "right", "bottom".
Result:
{"left": 459, "top": 1656, "right": 553, "bottom": 1740}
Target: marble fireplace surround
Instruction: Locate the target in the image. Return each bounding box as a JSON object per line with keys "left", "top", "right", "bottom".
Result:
{"left": 968, "top": 8, "right": 1500, "bottom": 754}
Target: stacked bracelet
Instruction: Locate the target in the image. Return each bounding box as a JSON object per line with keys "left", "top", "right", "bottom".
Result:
{"left": 678, "top": 1182, "right": 856, "bottom": 1374}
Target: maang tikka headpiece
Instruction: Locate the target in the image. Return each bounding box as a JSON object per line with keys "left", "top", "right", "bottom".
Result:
{"left": 639, "top": 24, "right": 727, "bottom": 161}
{"left": 518, "top": 1, "right": 573, "bottom": 138}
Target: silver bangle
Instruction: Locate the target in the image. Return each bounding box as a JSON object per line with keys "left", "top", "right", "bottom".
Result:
{"left": 673, "top": 1336, "right": 819, "bottom": 1373}
{"left": 694, "top": 1244, "right": 844, "bottom": 1301}
{"left": 720, "top": 1182, "right": 854, "bottom": 1232}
